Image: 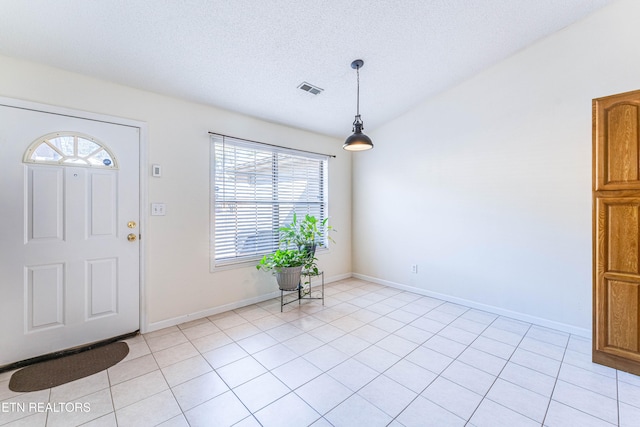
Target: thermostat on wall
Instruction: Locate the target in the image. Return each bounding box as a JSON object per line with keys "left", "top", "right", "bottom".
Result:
{"left": 152, "top": 164, "right": 162, "bottom": 177}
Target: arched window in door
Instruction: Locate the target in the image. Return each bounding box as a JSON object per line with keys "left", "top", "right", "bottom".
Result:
{"left": 23, "top": 132, "right": 118, "bottom": 168}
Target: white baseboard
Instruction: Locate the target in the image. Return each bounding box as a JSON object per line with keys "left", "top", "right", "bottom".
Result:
{"left": 147, "top": 271, "right": 590, "bottom": 338}
{"left": 146, "top": 272, "right": 352, "bottom": 333}
{"left": 325, "top": 272, "right": 353, "bottom": 283}
{"left": 352, "top": 273, "right": 591, "bottom": 338}
{"left": 146, "top": 291, "right": 279, "bottom": 333}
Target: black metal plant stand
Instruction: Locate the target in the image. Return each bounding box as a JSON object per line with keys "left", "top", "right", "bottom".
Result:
{"left": 280, "top": 270, "right": 324, "bottom": 312}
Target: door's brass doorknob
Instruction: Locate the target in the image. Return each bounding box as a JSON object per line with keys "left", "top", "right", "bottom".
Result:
{"left": 127, "top": 221, "right": 137, "bottom": 229}
{"left": 127, "top": 233, "right": 137, "bottom": 242}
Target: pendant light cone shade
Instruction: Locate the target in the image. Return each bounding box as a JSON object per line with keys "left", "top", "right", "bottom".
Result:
{"left": 344, "top": 117, "right": 373, "bottom": 151}
{"left": 343, "top": 59, "right": 373, "bottom": 151}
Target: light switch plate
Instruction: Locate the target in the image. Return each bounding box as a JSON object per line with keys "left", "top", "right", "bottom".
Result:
{"left": 151, "top": 203, "right": 166, "bottom": 216}
{"left": 152, "top": 164, "right": 162, "bottom": 177}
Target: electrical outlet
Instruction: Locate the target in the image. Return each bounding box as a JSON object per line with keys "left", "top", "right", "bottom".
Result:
{"left": 411, "top": 264, "right": 418, "bottom": 274}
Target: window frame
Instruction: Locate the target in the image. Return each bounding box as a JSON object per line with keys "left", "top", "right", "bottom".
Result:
{"left": 210, "top": 134, "right": 330, "bottom": 271}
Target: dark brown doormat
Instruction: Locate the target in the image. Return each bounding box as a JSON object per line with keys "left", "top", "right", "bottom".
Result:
{"left": 8, "top": 342, "right": 129, "bottom": 392}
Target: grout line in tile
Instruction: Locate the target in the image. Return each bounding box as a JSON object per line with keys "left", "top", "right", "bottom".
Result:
{"left": 539, "top": 330, "right": 571, "bottom": 426}
{"left": 462, "top": 318, "right": 533, "bottom": 424}
{"left": 616, "top": 368, "right": 620, "bottom": 427}
{"left": 387, "top": 303, "right": 494, "bottom": 425}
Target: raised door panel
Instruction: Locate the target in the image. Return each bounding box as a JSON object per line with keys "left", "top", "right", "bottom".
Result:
{"left": 607, "top": 203, "right": 639, "bottom": 275}
{"left": 606, "top": 279, "right": 639, "bottom": 354}
{"left": 86, "top": 258, "right": 118, "bottom": 319}
{"left": 26, "top": 263, "right": 65, "bottom": 332}
{"left": 594, "top": 90, "right": 640, "bottom": 191}
{"left": 27, "top": 166, "right": 64, "bottom": 242}
{"left": 88, "top": 171, "right": 117, "bottom": 238}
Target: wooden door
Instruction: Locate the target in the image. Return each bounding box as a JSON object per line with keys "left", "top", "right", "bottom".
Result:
{"left": 593, "top": 89, "right": 640, "bottom": 374}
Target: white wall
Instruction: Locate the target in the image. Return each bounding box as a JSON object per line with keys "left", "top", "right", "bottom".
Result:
{"left": 353, "top": 0, "right": 640, "bottom": 334}
{"left": 0, "top": 55, "right": 351, "bottom": 329}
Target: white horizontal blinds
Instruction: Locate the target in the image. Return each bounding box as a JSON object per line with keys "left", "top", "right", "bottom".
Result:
{"left": 213, "top": 137, "right": 277, "bottom": 262}
{"left": 211, "top": 134, "right": 327, "bottom": 265}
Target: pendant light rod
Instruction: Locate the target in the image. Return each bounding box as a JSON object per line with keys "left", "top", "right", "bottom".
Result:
{"left": 351, "top": 59, "right": 364, "bottom": 117}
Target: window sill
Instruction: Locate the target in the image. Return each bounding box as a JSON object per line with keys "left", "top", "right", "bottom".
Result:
{"left": 210, "top": 258, "right": 261, "bottom": 273}
{"left": 210, "top": 248, "right": 331, "bottom": 273}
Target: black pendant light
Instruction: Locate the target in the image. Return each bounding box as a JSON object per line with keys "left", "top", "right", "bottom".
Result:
{"left": 343, "top": 59, "right": 373, "bottom": 151}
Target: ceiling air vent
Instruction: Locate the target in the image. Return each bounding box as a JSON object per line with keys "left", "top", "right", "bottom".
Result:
{"left": 298, "top": 82, "right": 323, "bottom": 95}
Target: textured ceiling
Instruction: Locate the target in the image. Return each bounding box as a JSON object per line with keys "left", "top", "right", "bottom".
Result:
{"left": 0, "top": 0, "right": 614, "bottom": 138}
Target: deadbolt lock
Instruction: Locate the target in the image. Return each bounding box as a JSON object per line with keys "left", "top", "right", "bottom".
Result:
{"left": 127, "top": 221, "right": 137, "bottom": 229}
{"left": 127, "top": 233, "right": 137, "bottom": 242}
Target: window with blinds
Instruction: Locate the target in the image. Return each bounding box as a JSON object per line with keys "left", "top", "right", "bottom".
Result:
{"left": 211, "top": 134, "right": 329, "bottom": 268}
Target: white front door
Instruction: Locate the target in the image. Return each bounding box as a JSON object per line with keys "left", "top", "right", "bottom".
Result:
{"left": 0, "top": 104, "right": 140, "bottom": 366}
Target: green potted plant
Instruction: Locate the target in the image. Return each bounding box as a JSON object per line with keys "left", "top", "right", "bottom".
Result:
{"left": 256, "top": 248, "right": 307, "bottom": 291}
{"left": 257, "top": 214, "right": 335, "bottom": 291}
{"left": 279, "top": 213, "right": 335, "bottom": 258}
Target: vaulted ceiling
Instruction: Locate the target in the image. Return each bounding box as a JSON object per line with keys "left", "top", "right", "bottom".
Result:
{"left": 0, "top": 0, "right": 614, "bottom": 138}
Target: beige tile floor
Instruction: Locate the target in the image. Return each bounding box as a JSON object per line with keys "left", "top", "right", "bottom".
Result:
{"left": 1, "top": 278, "right": 638, "bottom": 426}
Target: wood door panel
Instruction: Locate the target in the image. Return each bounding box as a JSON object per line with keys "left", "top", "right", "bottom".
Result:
{"left": 594, "top": 90, "right": 640, "bottom": 191}
{"left": 606, "top": 202, "right": 639, "bottom": 274}
{"left": 606, "top": 279, "right": 639, "bottom": 353}
{"left": 607, "top": 104, "right": 639, "bottom": 184}
{"left": 596, "top": 197, "right": 640, "bottom": 276}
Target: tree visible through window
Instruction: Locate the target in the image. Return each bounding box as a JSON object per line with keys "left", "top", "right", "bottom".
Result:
{"left": 211, "top": 134, "right": 328, "bottom": 268}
